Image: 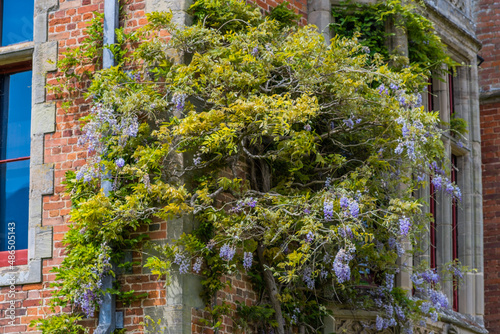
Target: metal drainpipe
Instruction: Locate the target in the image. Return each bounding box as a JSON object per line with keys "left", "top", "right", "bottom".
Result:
{"left": 96, "top": 0, "right": 120, "bottom": 333}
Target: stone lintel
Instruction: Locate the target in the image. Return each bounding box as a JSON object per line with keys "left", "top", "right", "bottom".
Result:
{"left": 0, "top": 42, "right": 34, "bottom": 66}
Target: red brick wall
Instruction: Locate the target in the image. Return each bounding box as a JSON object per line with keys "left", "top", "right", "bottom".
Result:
{"left": 0, "top": 0, "right": 307, "bottom": 333}
{"left": 250, "top": 0, "right": 308, "bottom": 25}
{"left": 477, "top": 0, "right": 500, "bottom": 93}
{"left": 477, "top": 0, "right": 500, "bottom": 331}
{"left": 480, "top": 100, "right": 500, "bottom": 332}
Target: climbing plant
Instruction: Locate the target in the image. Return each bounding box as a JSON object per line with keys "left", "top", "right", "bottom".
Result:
{"left": 332, "top": 0, "right": 459, "bottom": 73}
{"left": 32, "top": 0, "right": 470, "bottom": 333}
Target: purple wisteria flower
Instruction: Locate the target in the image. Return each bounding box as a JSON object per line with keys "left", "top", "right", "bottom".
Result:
{"left": 399, "top": 95, "right": 407, "bottom": 107}
{"left": 399, "top": 216, "right": 411, "bottom": 236}
{"left": 388, "top": 237, "right": 397, "bottom": 250}
{"left": 411, "top": 273, "right": 424, "bottom": 286}
{"left": 302, "top": 266, "right": 315, "bottom": 289}
{"left": 251, "top": 46, "right": 258, "bottom": 56}
{"left": 333, "top": 248, "right": 354, "bottom": 283}
{"left": 349, "top": 200, "right": 359, "bottom": 218}
{"left": 325, "top": 177, "right": 332, "bottom": 188}
{"left": 304, "top": 124, "right": 312, "bottom": 131}
{"left": 445, "top": 183, "right": 455, "bottom": 195}
{"left": 220, "top": 244, "right": 236, "bottom": 261}
{"left": 339, "top": 226, "right": 353, "bottom": 239}
{"left": 384, "top": 273, "right": 394, "bottom": 292}
{"left": 305, "top": 231, "right": 314, "bottom": 243}
{"left": 395, "top": 305, "right": 405, "bottom": 321}
{"left": 376, "top": 315, "right": 385, "bottom": 331}
{"left": 75, "top": 283, "right": 101, "bottom": 317}
{"left": 193, "top": 156, "right": 202, "bottom": 166}
{"left": 193, "top": 257, "right": 203, "bottom": 273}
{"left": 395, "top": 142, "right": 404, "bottom": 155}
{"left": 402, "top": 122, "right": 410, "bottom": 138}
{"left": 420, "top": 269, "right": 440, "bottom": 284}
{"left": 429, "top": 289, "right": 449, "bottom": 309}
{"left": 340, "top": 196, "right": 349, "bottom": 210}
{"left": 420, "top": 301, "right": 432, "bottom": 314}
{"left": 431, "top": 175, "right": 443, "bottom": 191}
{"left": 378, "top": 84, "right": 388, "bottom": 95}
{"left": 324, "top": 201, "right": 334, "bottom": 221}
{"left": 124, "top": 117, "right": 139, "bottom": 137}
{"left": 243, "top": 252, "right": 253, "bottom": 270}
{"left": 343, "top": 118, "right": 354, "bottom": 129}
{"left": 385, "top": 304, "right": 394, "bottom": 317}
{"left": 247, "top": 197, "right": 257, "bottom": 208}
{"left": 76, "top": 169, "right": 85, "bottom": 181}
{"left": 115, "top": 158, "right": 125, "bottom": 168}
{"left": 174, "top": 253, "right": 190, "bottom": 274}
{"left": 415, "top": 93, "right": 422, "bottom": 106}
{"left": 390, "top": 83, "right": 399, "bottom": 90}
{"left": 172, "top": 93, "right": 187, "bottom": 111}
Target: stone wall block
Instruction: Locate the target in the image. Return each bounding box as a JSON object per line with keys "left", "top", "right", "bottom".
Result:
{"left": 30, "top": 133, "right": 44, "bottom": 165}
{"left": 34, "top": 225, "right": 53, "bottom": 259}
{"left": 34, "top": 13, "right": 48, "bottom": 43}
{"left": 30, "top": 163, "right": 55, "bottom": 197}
{"left": 309, "top": 0, "right": 330, "bottom": 11}
{"left": 35, "top": 0, "right": 58, "bottom": 13}
{"left": 32, "top": 103, "right": 56, "bottom": 135}
{"left": 145, "top": 0, "right": 191, "bottom": 13}
{"left": 32, "top": 41, "right": 58, "bottom": 103}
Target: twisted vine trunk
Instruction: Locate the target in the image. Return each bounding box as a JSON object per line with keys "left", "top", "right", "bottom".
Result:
{"left": 257, "top": 243, "right": 285, "bottom": 334}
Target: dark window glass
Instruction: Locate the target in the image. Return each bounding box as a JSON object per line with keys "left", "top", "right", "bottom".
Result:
{"left": 0, "top": 160, "right": 29, "bottom": 250}
{"left": 0, "top": 71, "right": 32, "bottom": 159}
{"left": 1, "top": 0, "right": 34, "bottom": 46}
{"left": 0, "top": 69, "right": 31, "bottom": 252}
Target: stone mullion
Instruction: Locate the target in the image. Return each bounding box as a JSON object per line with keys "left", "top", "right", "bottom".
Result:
{"left": 451, "top": 65, "right": 474, "bottom": 315}
{"left": 434, "top": 71, "right": 453, "bottom": 303}
{"left": 468, "top": 54, "right": 485, "bottom": 321}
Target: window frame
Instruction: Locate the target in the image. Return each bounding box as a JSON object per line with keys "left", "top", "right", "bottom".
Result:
{"left": 0, "top": 61, "right": 33, "bottom": 264}
{"left": 0, "top": 0, "right": 58, "bottom": 286}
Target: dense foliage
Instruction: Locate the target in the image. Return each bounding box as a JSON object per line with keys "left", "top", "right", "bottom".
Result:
{"left": 32, "top": 1, "right": 468, "bottom": 333}
{"left": 332, "top": 0, "right": 459, "bottom": 73}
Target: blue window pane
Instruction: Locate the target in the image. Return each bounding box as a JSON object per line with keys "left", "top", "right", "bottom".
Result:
{"left": 2, "top": 0, "right": 34, "bottom": 46}
{"left": 0, "top": 71, "right": 32, "bottom": 160}
{"left": 0, "top": 159, "right": 29, "bottom": 251}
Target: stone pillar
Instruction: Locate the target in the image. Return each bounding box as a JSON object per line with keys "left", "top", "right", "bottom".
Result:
{"left": 434, "top": 71, "right": 453, "bottom": 301}
{"left": 308, "top": 0, "right": 331, "bottom": 44}
{"left": 141, "top": 2, "right": 204, "bottom": 333}
{"left": 469, "top": 54, "right": 485, "bottom": 322}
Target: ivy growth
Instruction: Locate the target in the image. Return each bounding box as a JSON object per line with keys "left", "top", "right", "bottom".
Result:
{"left": 331, "top": 0, "right": 459, "bottom": 73}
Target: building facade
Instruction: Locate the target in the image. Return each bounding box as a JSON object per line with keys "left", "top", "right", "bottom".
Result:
{"left": 0, "top": 0, "right": 489, "bottom": 333}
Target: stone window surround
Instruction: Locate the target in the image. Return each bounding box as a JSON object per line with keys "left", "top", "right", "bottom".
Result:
{"left": 0, "top": 0, "right": 58, "bottom": 286}
{"left": 418, "top": 45, "right": 485, "bottom": 327}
